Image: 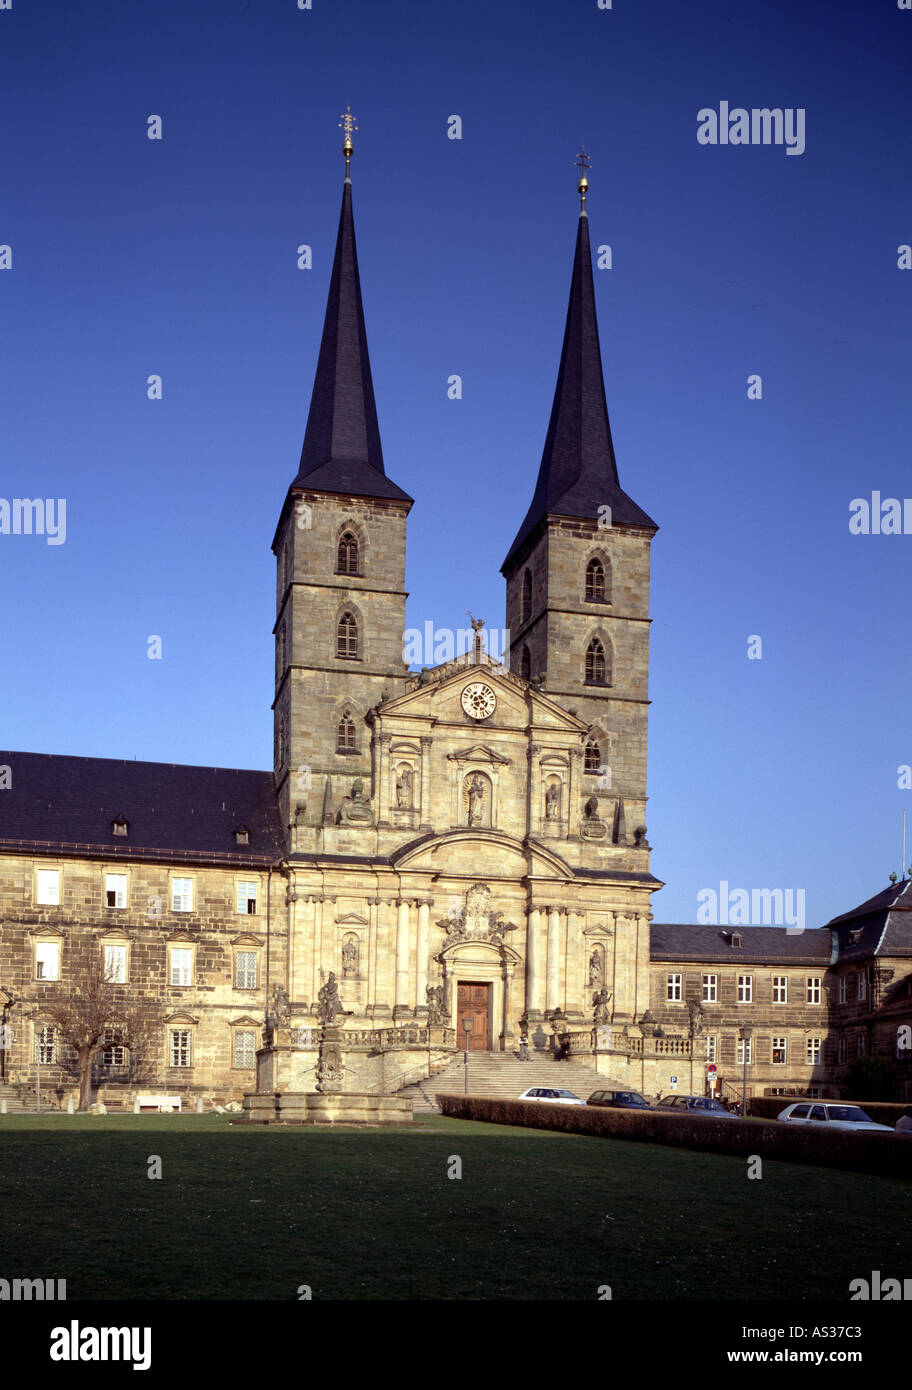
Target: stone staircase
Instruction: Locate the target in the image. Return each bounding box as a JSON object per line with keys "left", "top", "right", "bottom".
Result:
{"left": 397, "top": 1049, "right": 618, "bottom": 1114}
{"left": 0, "top": 1079, "right": 62, "bottom": 1114}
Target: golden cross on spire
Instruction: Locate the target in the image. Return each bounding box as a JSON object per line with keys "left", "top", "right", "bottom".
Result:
{"left": 575, "top": 144, "right": 591, "bottom": 209}
{"left": 339, "top": 106, "right": 358, "bottom": 172}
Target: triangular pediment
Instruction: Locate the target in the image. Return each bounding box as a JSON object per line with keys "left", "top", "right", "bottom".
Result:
{"left": 376, "top": 664, "right": 587, "bottom": 734}
{"left": 447, "top": 744, "right": 511, "bottom": 766}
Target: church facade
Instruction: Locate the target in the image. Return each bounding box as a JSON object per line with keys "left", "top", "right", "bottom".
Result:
{"left": 2, "top": 132, "right": 911, "bottom": 1111}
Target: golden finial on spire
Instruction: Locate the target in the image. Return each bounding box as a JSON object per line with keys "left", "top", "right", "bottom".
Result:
{"left": 339, "top": 105, "right": 358, "bottom": 174}
{"left": 575, "top": 144, "right": 591, "bottom": 211}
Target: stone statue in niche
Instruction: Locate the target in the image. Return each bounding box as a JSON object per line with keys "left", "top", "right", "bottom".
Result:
{"left": 396, "top": 766, "right": 413, "bottom": 809}
{"left": 337, "top": 777, "right": 373, "bottom": 824}
{"left": 588, "top": 948, "right": 603, "bottom": 987}
{"left": 271, "top": 983, "right": 291, "bottom": 1026}
{"left": 465, "top": 773, "right": 487, "bottom": 827}
{"left": 544, "top": 780, "right": 562, "bottom": 820}
{"left": 341, "top": 935, "right": 358, "bottom": 978}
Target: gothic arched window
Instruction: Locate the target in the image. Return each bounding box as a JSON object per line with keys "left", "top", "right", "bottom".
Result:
{"left": 586, "top": 557, "right": 606, "bottom": 601}
{"left": 337, "top": 711, "right": 356, "bottom": 751}
{"left": 337, "top": 531, "right": 359, "bottom": 575}
{"left": 585, "top": 637, "right": 607, "bottom": 686}
{"left": 337, "top": 612, "right": 359, "bottom": 660}
{"left": 520, "top": 644, "right": 531, "bottom": 681}
{"left": 520, "top": 568, "right": 532, "bottom": 625}
{"left": 584, "top": 738, "right": 600, "bottom": 773}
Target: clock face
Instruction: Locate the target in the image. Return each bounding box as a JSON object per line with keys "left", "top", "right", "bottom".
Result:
{"left": 461, "top": 682, "right": 496, "bottom": 721}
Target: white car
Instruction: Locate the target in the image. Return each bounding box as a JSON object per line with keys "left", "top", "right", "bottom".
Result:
{"left": 776, "top": 1102, "right": 893, "bottom": 1132}
{"left": 518, "top": 1087, "right": 585, "bottom": 1106}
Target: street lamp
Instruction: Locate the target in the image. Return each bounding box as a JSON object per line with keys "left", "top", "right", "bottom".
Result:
{"left": 739, "top": 1025, "right": 753, "bottom": 1116}
{"left": 462, "top": 1016, "right": 473, "bottom": 1094}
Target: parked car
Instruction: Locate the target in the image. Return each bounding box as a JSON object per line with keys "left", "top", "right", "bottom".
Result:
{"left": 655, "top": 1094, "right": 738, "bottom": 1118}
{"left": 587, "top": 1089, "right": 653, "bottom": 1110}
{"left": 518, "top": 1087, "right": 585, "bottom": 1106}
{"left": 776, "top": 1102, "right": 893, "bottom": 1132}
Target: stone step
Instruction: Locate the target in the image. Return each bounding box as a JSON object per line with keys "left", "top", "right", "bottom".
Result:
{"left": 398, "top": 1050, "right": 615, "bottom": 1114}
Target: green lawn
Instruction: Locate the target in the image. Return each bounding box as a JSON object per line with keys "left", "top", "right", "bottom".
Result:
{"left": 1, "top": 1113, "right": 909, "bottom": 1300}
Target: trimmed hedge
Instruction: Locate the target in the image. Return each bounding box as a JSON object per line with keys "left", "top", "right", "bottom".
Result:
{"left": 436, "top": 1094, "right": 912, "bottom": 1177}
{"left": 751, "top": 1095, "right": 909, "bottom": 1125}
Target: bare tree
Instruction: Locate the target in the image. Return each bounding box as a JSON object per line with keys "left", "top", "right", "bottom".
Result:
{"left": 40, "top": 955, "right": 164, "bottom": 1110}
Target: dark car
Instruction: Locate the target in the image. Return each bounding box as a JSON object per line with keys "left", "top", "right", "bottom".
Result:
{"left": 587, "top": 1089, "right": 653, "bottom": 1110}
{"left": 655, "top": 1094, "right": 738, "bottom": 1118}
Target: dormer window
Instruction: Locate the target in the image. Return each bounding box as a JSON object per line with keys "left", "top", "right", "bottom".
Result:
{"left": 731, "top": 932, "right": 742, "bottom": 948}
{"left": 233, "top": 825, "right": 250, "bottom": 846}
{"left": 112, "top": 816, "right": 128, "bottom": 837}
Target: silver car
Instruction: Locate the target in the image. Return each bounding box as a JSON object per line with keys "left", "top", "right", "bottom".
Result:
{"left": 518, "top": 1087, "right": 585, "bottom": 1106}
{"left": 776, "top": 1102, "right": 893, "bottom": 1132}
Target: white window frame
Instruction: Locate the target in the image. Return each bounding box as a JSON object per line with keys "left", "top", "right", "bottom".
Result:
{"left": 807, "top": 1037, "right": 822, "bottom": 1065}
{"left": 105, "top": 872, "right": 127, "bottom": 909}
{"left": 736, "top": 1036, "right": 752, "bottom": 1064}
{"left": 856, "top": 1034, "right": 866, "bottom": 1057}
{"left": 102, "top": 1026, "right": 126, "bottom": 1068}
{"left": 704, "top": 1035, "right": 717, "bottom": 1062}
{"left": 771, "top": 1036, "right": 787, "bottom": 1065}
{"left": 104, "top": 943, "right": 127, "bottom": 984}
{"left": 236, "top": 881, "right": 258, "bottom": 916}
{"left": 702, "top": 974, "right": 717, "bottom": 1003}
{"left": 666, "top": 973, "right": 682, "bottom": 1003}
{"left": 838, "top": 976, "right": 847, "bottom": 1004}
{"left": 36, "top": 869, "right": 60, "bottom": 905}
{"left": 737, "top": 975, "right": 752, "bottom": 1004}
{"left": 169, "top": 1029, "right": 192, "bottom": 1068}
{"left": 35, "top": 940, "right": 60, "bottom": 981}
{"left": 857, "top": 972, "right": 866, "bottom": 1002}
{"left": 34, "top": 1024, "right": 57, "bottom": 1064}
{"left": 838, "top": 1036, "right": 847, "bottom": 1064}
{"left": 235, "top": 951, "right": 258, "bottom": 990}
{"left": 772, "top": 976, "right": 788, "bottom": 1004}
{"left": 171, "top": 878, "right": 194, "bottom": 913}
{"left": 169, "top": 947, "right": 193, "bottom": 988}
{"left": 807, "top": 976, "right": 821, "bottom": 1005}
{"left": 233, "top": 1030, "right": 256, "bottom": 1069}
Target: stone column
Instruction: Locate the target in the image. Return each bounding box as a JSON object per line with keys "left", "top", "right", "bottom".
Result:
{"left": 546, "top": 907, "right": 561, "bottom": 1012}
{"left": 419, "top": 737, "right": 433, "bottom": 830}
{"left": 415, "top": 900, "right": 430, "bottom": 1013}
{"left": 525, "top": 907, "right": 542, "bottom": 1019}
{"left": 378, "top": 734, "right": 392, "bottom": 827}
{"left": 501, "top": 961, "right": 514, "bottom": 1050}
{"left": 393, "top": 899, "right": 411, "bottom": 1018}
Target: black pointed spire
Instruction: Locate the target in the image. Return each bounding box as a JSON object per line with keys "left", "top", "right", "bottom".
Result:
{"left": 291, "top": 122, "right": 411, "bottom": 504}
{"left": 502, "top": 174, "right": 655, "bottom": 571}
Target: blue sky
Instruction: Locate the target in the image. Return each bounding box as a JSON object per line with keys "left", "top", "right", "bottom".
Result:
{"left": 1, "top": 0, "right": 910, "bottom": 929}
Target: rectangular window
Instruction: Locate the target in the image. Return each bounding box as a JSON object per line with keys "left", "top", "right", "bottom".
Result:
{"left": 772, "top": 1037, "right": 787, "bottom": 1064}
{"left": 235, "top": 952, "right": 258, "bottom": 990}
{"left": 36, "top": 869, "right": 60, "bottom": 905}
{"left": 838, "top": 976, "right": 847, "bottom": 1004}
{"left": 704, "top": 1035, "right": 717, "bottom": 1062}
{"left": 838, "top": 1037, "right": 847, "bottom": 1064}
{"left": 105, "top": 873, "right": 127, "bottom": 909}
{"left": 171, "top": 878, "right": 193, "bottom": 912}
{"left": 102, "top": 1027, "right": 126, "bottom": 1067}
{"left": 807, "top": 1037, "right": 822, "bottom": 1065}
{"left": 737, "top": 975, "right": 752, "bottom": 1004}
{"left": 169, "top": 948, "right": 193, "bottom": 987}
{"left": 857, "top": 1034, "right": 866, "bottom": 1057}
{"left": 736, "top": 1036, "right": 752, "bottom": 1064}
{"left": 35, "top": 941, "right": 60, "bottom": 981}
{"left": 702, "top": 974, "right": 717, "bottom": 1003}
{"left": 236, "top": 881, "right": 258, "bottom": 915}
{"left": 34, "top": 1025, "right": 57, "bottom": 1064}
{"left": 772, "top": 976, "right": 788, "bottom": 1004}
{"left": 666, "top": 974, "right": 682, "bottom": 1002}
{"left": 857, "top": 972, "right": 866, "bottom": 1002}
{"left": 807, "top": 977, "right": 821, "bottom": 1005}
{"left": 169, "top": 1029, "right": 191, "bottom": 1068}
{"left": 233, "top": 1031, "right": 256, "bottom": 1069}
{"left": 104, "top": 944, "right": 127, "bottom": 983}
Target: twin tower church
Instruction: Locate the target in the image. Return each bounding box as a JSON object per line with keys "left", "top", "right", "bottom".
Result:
{"left": 0, "top": 124, "right": 661, "bottom": 1105}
